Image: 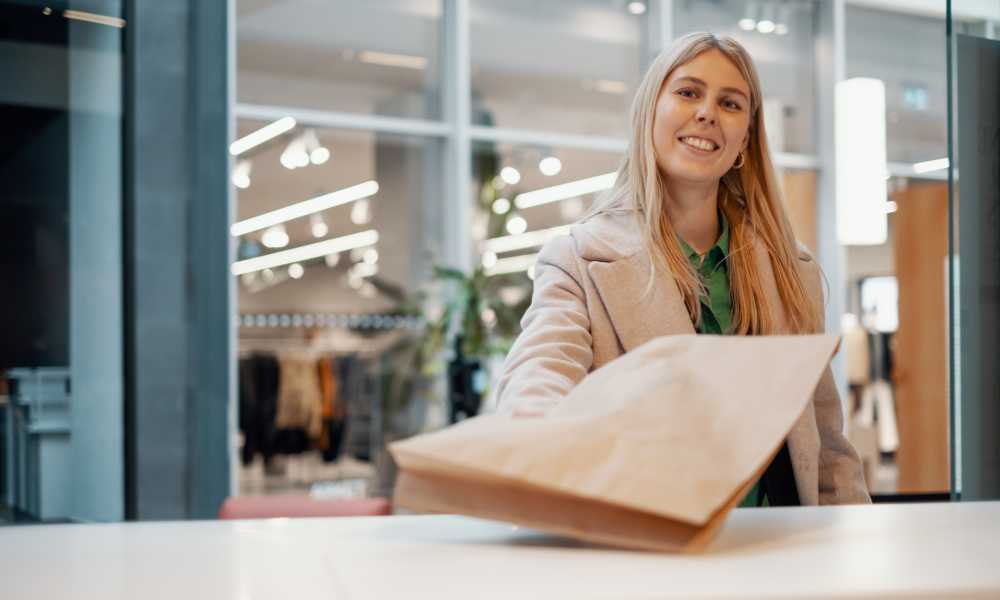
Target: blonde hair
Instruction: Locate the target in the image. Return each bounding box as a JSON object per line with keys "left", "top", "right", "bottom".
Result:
{"left": 590, "top": 31, "right": 819, "bottom": 335}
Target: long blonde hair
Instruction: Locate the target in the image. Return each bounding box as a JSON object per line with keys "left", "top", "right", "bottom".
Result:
{"left": 591, "top": 32, "right": 819, "bottom": 335}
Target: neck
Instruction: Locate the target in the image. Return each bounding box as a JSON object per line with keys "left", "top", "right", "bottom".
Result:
{"left": 664, "top": 179, "right": 720, "bottom": 254}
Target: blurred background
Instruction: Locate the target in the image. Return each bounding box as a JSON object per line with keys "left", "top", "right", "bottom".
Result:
{"left": 1, "top": 0, "right": 998, "bottom": 525}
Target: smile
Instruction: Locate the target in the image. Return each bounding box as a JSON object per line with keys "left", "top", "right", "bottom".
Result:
{"left": 679, "top": 136, "right": 719, "bottom": 152}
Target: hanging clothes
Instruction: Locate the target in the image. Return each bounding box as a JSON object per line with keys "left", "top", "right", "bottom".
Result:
{"left": 318, "top": 357, "right": 348, "bottom": 462}
{"left": 275, "top": 354, "right": 324, "bottom": 441}
{"left": 238, "top": 354, "right": 279, "bottom": 466}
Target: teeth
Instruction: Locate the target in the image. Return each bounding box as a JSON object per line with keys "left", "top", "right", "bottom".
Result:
{"left": 681, "top": 137, "right": 717, "bottom": 151}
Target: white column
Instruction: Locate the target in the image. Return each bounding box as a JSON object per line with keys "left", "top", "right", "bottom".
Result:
{"left": 443, "top": 0, "right": 473, "bottom": 273}
{"left": 815, "top": 0, "right": 850, "bottom": 407}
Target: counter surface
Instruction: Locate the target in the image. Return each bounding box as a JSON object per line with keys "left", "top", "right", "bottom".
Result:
{"left": 3, "top": 501, "right": 998, "bottom": 599}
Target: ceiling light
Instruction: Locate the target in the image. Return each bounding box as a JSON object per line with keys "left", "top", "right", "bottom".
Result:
{"left": 324, "top": 252, "right": 341, "bottom": 268}
{"left": 756, "top": 3, "right": 776, "bottom": 34}
{"left": 481, "top": 251, "right": 498, "bottom": 269}
{"left": 483, "top": 224, "right": 572, "bottom": 254}
{"left": 363, "top": 248, "right": 379, "bottom": 264}
{"left": 310, "top": 214, "right": 328, "bottom": 238}
{"left": 627, "top": 1, "right": 647, "bottom": 15}
{"left": 231, "top": 229, "right": 379, "bottom": 276}
{"left": 775, "top": 23, "right": 788, "bottom": 35}
{"left": 514, "top": 172, "right": 616, "bottom": 209}
{"left": 539, "top": 156, "right": 562, "bottom": 176}
{"left": 230, "top": 116, "right": 296, "bottom": 156}
{"left": 351, "top": 198, "right": 372, "bottom": 225}
{"left": 353, "top": 262, "right": 378, "bottom": 278}
{"left": 232, "top": 160, "right": 252, "bottom": 189}
{"left": 500, "top": 166, "right": 521, "bottom": 185}
{"left": 506, "top": 215, "right": 528, "bottom": 235}
{"left": 492, "top": 198, "right": 511, "bottom": 215}
{"left": 485, "top": 253, "right": 538, "bottom": 277}
{"left": 310, "top": 146, "right": 330, "bottom": 165}
{"left": 357, "top": 51, "right": 428, "bottom": 70}
{"left": 738, "top": 18, "right": 756, "bottom": 30}
{"left": 913, "top": 157, "right": 949, "bottom": 174}
{"left": 231, "top": 180, "right": 379, "bottom": 237}
{"left": 836, "top": 78, "right": 887, "bottom": 245}
{"left": 288, "top": 263, "right": 304, "bottom": 279}
{"left": 261, "top": 225, "right": 289, "bottom": 249}
{"left": 560, "top": 197, "right": 586, "bottom": 221}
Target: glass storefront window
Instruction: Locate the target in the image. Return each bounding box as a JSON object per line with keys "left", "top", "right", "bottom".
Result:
{"left": 469, "top": 142, "right": 622, "bottom": 279}
{"left": 233, "top": 124, "right": 444, "bottom": 313}
{"left": 237, "top": 0, "right": 443, "bottom": 119}
{"left": 845, "top": 5, "right": 947, "bottom": 164}
{"left": 0, "top": 0, "right": 125, "bottom": 522}
{"left": 469, "top": 0, "right": 647, "bottom": 137}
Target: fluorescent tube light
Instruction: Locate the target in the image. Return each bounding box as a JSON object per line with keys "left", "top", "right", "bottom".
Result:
{"left": 230, "top": 117, "right": 296, "bottom": 156}
{"left": 483, "top": 224, "right": 572, "bottom": 254}
{"left": 231, "top": 230, "right": 379, "bottom": 276}
{"left": 594, "top": 80, "right": 628, "bottom": 94}
{"left": 230, "top": 180, "right": 379, "bottom": 237}
{"left": 836, "top": 78, "right": 887, "bottom": 246}
{"left": 514, "top": 172, "right": 617, "bottom": 209}
{"left": 357, "top": 51, "right": 427, "bottom": 70}
{"left": 485, "top": 253, "right": 538, "bottom": 277}
{"left": 913, "top": 157, "right": 949, "bottom": 174}
{"left": 63, "top": 9, "right": 125, "bottom": 28}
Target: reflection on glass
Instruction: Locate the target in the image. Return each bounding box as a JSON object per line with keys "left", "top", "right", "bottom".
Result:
{"left": 470, "top": 0, "right": 645, "bottom": 137}
{"left": 237, "top": 0, "right": 443, "bottom": 119}
{"left": 233, "top": 123, "right": 443, "bottom": 314}
{"left": 471, "top": 141, "right": 620, "bottom": 281}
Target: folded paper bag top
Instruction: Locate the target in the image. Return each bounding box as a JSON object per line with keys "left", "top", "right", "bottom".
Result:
{"left": 390, "top": 334, "right": 839, "bottom": 532}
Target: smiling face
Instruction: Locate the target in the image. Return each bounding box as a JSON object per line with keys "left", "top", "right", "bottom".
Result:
{"left": 652, "top": 49, "right": 753, "bottom": 187}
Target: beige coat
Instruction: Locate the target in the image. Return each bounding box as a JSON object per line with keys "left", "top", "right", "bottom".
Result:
{"left": 495, "top": 208, "right": 871, "bottom": 506}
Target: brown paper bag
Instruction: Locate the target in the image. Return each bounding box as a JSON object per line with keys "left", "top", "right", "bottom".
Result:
{"left": 390, "top": 334, "right": 839, "bottom": 552}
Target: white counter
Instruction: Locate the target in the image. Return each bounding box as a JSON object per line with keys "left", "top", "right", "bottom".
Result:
{"left": 2, "top": 501, "right": 998, "bottom": 599}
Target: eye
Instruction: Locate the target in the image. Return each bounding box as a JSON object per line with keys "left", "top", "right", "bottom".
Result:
{"left": 723, "top": 99, "right": 743, "bottom": 111}
{"left": 676, "top": 88, "right": 698, "bottom": 99}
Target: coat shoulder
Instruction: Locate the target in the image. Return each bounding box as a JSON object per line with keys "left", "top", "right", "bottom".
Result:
{"left": 566, "top": 209, "right": 645, "bottom": 263}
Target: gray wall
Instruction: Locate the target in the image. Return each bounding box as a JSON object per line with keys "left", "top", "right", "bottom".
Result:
{"left": 125, "top": 0, "right": 233, "bottom": 519}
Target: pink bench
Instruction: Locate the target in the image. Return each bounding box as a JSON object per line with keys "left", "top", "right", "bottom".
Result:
{"left": 218, "top": 495, "right": 392, "bottom": 520}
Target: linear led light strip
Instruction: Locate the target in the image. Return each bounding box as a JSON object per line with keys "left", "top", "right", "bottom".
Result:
{"left": 356, "top": 51, "right": 427, "bottom": 70}
{"left": 230, "top": 180, "right": 379, "bottom": 237}
{"left": 231, "top": 230, "right": 379, "bottom": 276}
{"left": 482, "top": 224, "right": 572, "bottom": 254}
{"left": 514, "top": 172, "right": 617, "bottom": 210}
{"left": 486, "top": 253, "right": 538, "bottom": 277}
{"left": 63, "top": 9, "right": 126, "bottom": 28}
{"left": 230, "top": 117, "right": 297, "bottom": 156}
{"left": 913, "top": 157, "right": 949, "bottom": 174}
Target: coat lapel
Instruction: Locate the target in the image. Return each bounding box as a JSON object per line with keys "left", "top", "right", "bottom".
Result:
{"left": 588, "top": 251, "right": 695, "bottom": 353}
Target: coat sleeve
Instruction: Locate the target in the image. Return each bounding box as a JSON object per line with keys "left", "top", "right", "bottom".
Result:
{"left": 494, "top": 235, "right": 594, "bottom": 415}
{"left": 800, "top": 252, "right": 872, "bottom": 504}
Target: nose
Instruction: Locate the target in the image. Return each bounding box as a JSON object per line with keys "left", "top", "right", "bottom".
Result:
{"left": 695, "top": 102, "right": 717, "bottom": 126}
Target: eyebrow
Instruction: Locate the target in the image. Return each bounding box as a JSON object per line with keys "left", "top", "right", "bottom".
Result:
{"left": 672, "top": 76, "right": 750, "bottom": 101}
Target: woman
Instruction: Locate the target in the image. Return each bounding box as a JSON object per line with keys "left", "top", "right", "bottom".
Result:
{"left": 495, "top": 32, "right": 870, "bottom": 507}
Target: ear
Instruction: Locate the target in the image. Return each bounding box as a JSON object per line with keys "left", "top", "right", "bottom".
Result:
{"left": 741, "top": 130, "right": 751, "bottom": 152}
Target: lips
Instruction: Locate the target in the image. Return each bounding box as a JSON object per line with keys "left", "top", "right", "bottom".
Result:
{"left": 678, "top": 136, "right": 720, "bottom": 152}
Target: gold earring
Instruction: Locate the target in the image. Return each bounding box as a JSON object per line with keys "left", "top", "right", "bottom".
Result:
{"left": 733, "top": 152, "right": 745, "bottom": 170}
